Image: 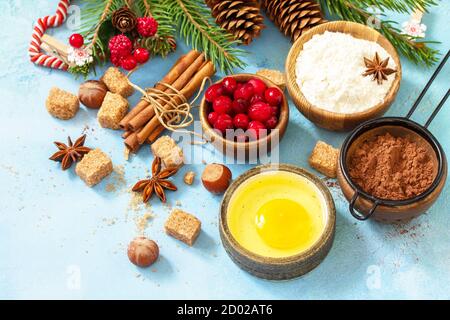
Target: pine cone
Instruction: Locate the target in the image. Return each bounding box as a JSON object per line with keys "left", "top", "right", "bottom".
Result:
{"left": 260, "top": 0, "right": 326, "bottom": 42}
{"left": 112, "top": 7, "right": 137, "bottom": 33}
{"left": 205, "top": 0, "right": 264, "bottom": 45}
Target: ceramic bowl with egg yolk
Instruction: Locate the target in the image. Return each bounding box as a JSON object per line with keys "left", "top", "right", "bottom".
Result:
{"left": 220, "top": 164, "right": 336, "bottom": 280}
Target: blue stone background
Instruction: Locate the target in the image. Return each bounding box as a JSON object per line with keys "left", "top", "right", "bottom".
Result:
{"left": 0, "top": 0, "right": 449, "bottom": 299}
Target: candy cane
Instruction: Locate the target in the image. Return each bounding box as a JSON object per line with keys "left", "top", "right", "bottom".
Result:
{"left": 29, "top": 0, "right": 71, "bottom": 70}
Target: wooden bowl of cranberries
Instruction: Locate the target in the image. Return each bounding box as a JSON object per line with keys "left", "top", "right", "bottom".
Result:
{"left": 200, "top": 74, "right": 289, "bottom": 159}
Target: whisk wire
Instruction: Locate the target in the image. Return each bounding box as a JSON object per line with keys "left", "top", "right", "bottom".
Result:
{"left": 407, "top": 49, "right": 450, "bottom": 119}
{"left": 425, "top": 88, "right": 450, "bottom": 128}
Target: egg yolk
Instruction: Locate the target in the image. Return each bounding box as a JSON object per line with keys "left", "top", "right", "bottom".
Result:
{"left": 255, "top": 198, "right": 314, "bottom": 250}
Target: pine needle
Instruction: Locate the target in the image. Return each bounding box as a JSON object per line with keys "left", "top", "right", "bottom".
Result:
{"left": 344, "top": 0, "right": 438, "bottom": 13}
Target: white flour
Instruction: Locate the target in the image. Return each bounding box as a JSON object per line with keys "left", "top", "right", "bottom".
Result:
{"left": 295, "top": 31, "right": 397, "bottom": 113}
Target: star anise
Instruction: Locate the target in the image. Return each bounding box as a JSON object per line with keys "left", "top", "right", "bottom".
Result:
{"left": 132, "top": 157, "right": 178, "bottom": 203}
{"left": 49, "top": 134, "right": 91, "bottom": 170}
{"left": 362, "top": 52, "right": 397, "bottom": 85}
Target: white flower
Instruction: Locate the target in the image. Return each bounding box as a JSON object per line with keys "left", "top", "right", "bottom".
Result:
{"left": 402, "top": 20, "right": 427, "bottom": 38}
{"left": 68, "top": 47, "right": 93, "bottom": 67}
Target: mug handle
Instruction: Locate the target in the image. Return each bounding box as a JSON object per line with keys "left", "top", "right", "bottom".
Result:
{"left": 349, "top": 191, "right": 379, "bottom": 221}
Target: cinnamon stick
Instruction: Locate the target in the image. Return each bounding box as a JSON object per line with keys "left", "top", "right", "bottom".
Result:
{"left": 119, "top": 98, "right": 150, "bottom": 130}
{"left": 124, "top": 128, "right": 143, "bottom": 153}
{"left": 128, "top": 53, "right": 206, "bottom": 131}
{"left": 137, "top": 61, "right": 215, "bottom": 144}
{"left": 122, "top": 130, "right": 132, "bottom": 139}
{"left": 156, "top": 50, "right": 201, "bottom": 91}
{"left": 147, "top": 125, "right": 165, "bottom": 144}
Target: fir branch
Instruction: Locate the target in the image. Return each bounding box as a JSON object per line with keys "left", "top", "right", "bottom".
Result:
{"left": 164, "top": 0, "right": 247, "bottom": 74}
{"left": 318, "top": 0, "right": 440, "bottom": 66}
{"left": 344, "top": 0, "right": 438, "bottom": 13}
{"left": 78, "top": 0, "right": 126, "bottom": 65}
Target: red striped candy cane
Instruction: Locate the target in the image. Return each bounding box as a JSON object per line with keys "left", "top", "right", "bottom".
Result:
{"left": 29, "top": 0, "right": 71, "bottom": 71}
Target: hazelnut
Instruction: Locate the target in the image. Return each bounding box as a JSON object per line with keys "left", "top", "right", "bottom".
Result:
{"left": 201, "top": 163, "right": 232, "bottom": 194}
{"left": 78, "top": 80, "right": 108, "bottom": 109}
{"left": 127, "top": 236, "right": 159, "bottom": 268}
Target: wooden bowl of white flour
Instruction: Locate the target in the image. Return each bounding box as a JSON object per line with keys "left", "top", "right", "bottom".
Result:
{"left": 286, "top": 21, "right": 402, "bottom": 131}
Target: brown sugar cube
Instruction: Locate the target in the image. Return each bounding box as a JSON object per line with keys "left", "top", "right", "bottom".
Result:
{"left": 184, "top": 171, "right": 195, "bottom": 185}
{"left": 256, "top": 69, "right": 286, "bottom": 91}
{"left": 75, "top": 149, "right": 113, "bottom": 187}
{"left": 309, "top": 141, "right": 339, "bottom": 178}
{"left": 98, "top": 92, "right": 129, "bottom": 129}
{"left": 151, "top": 135, "right": 184, "bottom": 168}
{"left": 101, "top": 67, "right": 134, "bottom": 97}
{"left": 46, "top": 87, "right": 80, "bottom": 120}
{"left": 165, "top": 209, "right": 201, "bottom": 246}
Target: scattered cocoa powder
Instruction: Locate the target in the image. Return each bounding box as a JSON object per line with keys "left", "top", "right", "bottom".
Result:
{"left": 348, "top": 132, "right": 435, "bottom": 200}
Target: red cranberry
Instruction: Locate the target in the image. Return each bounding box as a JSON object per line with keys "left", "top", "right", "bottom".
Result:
{"left": 222, "top": 77, "right": 237, "bottom": 94}
{"left": 248, "top": 121, "right": 267, "bottom": 140}
{"left": 248, "top": 78, "right": 267, "bottom": 96}
{"left": 250, "top": 94, "right": 264, "bottom": 105}
{"left": 265, "top": 116, "right": 278, "bottom": 129}
{"left": 232, "top": 98, "right": 249, "bottom": 114}
{"left": 270, "top": 105, "right": 279, "bottom": 116}
{"left": 207, "top": 111, "right": 220, "bottom": 126}
{"left": 234, "top": 83, "right": 254, "bottom": 101}
{"left": 248, "top": 102, "right": 272, "bottom": 123}
{"left": 264, "top": 87, "right": 283, "bottom": 106}
{"left": 233, "top": 113, "right": 250, "bottom": 130}
{"left": 205, "top": 84, "right": 225, "bottom": 103}
{"left": 133, "top": 48, "right": 150, "bottom": 64}
{"left": 121, "top": 56, "right": 138, "bottom": 71}
{"left": 213, "top": 96, "right": 233, "bottom": 114}
{"left": 214, "top": 114, "right": 233, "bottom": 134}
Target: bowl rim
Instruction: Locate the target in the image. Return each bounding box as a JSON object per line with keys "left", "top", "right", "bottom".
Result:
{"left": 220, "top": 163, "right": 336, "bottom": 265}
{"left": 339, "top": 116, "right": 447, "bottom": 207}
{"left": 285, "top": 20, "right": 402, "bottom": 119}
{"left": 199, "top": 73, "right": 289, "bottom": 148}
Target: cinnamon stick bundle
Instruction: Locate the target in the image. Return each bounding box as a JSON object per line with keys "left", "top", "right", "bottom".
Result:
{"left": 121, "top": 50, "right": 216, "bottom": 152}
{"left": 120, "top": 51, "right": 202, "bottom": 131}
{"left": 137, "top": 61, "right": 215, "bottom": 145}
{"left": 128, "top": 53, "right": 205, "bottom": 131}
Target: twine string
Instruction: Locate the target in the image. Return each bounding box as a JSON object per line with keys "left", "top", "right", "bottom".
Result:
{"left": 143, "top": 0, "right": 152, "bottom": 17}
{"left": 127, "top": 69, "right": 211, "bottom": 143}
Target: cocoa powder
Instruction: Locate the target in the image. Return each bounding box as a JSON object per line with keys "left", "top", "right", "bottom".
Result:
{"left": 348, "top": 132, "right": 435, "bottom": 200}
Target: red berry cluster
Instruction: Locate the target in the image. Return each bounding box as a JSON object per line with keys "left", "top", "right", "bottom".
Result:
{"left": 205, "top": 77, "right": 283, "bottom": 140}
{"left": 137, "top": 17, "right": 158, "bottom": 38}
{"left": 108, "top": 35, "right": 150, "bottom": 71}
